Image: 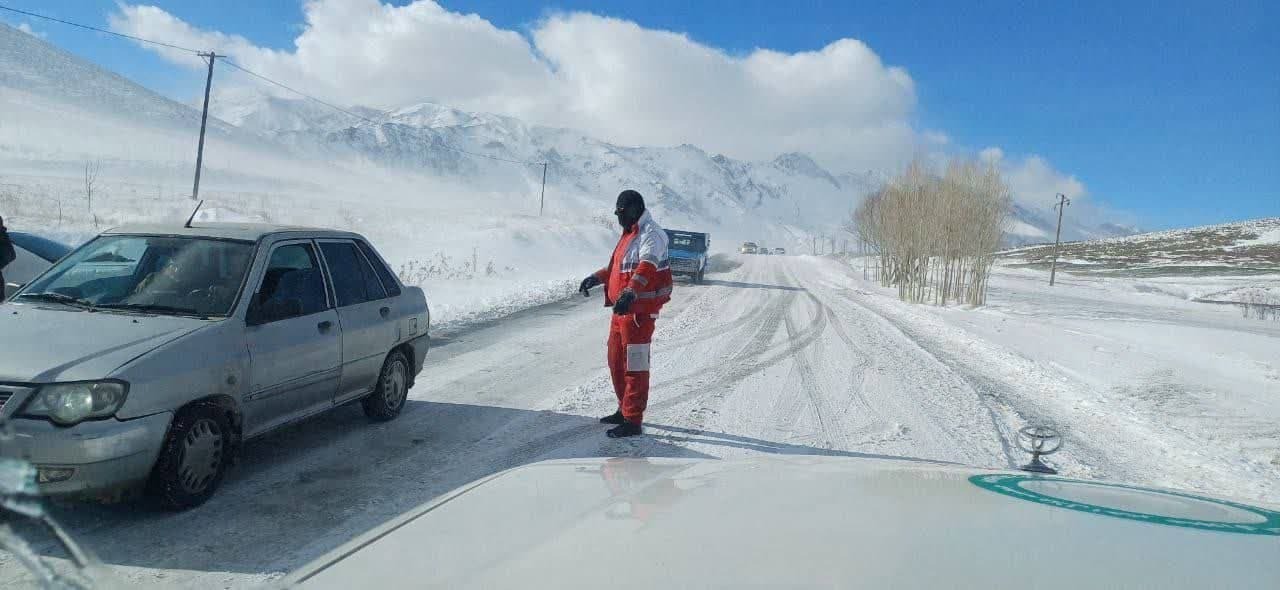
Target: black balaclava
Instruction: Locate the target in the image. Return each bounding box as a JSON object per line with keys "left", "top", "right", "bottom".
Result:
{"left": 615, "top": 190, "right": 645, "bottom": 230}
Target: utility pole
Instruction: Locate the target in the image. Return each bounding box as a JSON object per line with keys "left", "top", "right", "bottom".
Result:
{"left": 191, "top": 52, "right": 222, "bottom": 201}
{"left": 538, "top": 162, "right": 548, "bottom": 216}
{"left": 1049, "top": 193, "right": 1071, "bottom": 286}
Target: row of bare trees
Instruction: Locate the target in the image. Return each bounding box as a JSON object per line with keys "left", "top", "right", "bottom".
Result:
{"left": 848, "top": 158, "right": 1011, "bottom": 306}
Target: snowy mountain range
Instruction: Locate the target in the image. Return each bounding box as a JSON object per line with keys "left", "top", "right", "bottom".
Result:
{"left": 1, "top": 22, "right": 1131, "bottom": 248}
{"left": 214, "top": 87, "right": 1142, "bottom": 246}
{"left": 206, "top": 86, "right": 890, "bottom": 244}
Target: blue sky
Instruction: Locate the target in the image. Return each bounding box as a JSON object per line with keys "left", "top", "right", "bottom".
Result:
{"left": 4, "top": 0, "right": 1277, "bottom": 229}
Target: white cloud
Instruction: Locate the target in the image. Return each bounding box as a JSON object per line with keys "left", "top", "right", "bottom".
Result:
{"left": 980, "top": 146, "right": 1087, "bottom": 207}
{"left": 16, "top": 22, "right": 46, "bottom": 39}
{"left": 107, "top": 0, "right": 1086, "bottom": 194}
{"left": 108, "top": 0, "right": 917, "bottom": 171}
{"left": 532, "top": 13, "right": 917, "bottom": 170}
{"left": 922, "top": 130, "right": 950, "bottom": 146}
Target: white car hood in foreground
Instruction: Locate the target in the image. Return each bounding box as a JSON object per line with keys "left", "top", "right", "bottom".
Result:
{"left": 289, "top": 456, "right": 1280, "bottom": 589}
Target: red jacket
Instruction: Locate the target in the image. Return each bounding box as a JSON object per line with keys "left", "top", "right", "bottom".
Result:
{"left": 593, "top": 210, "right": 673, "bottom": 315}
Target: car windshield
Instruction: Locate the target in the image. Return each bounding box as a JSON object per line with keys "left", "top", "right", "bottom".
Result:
{"left": 19, "top": 235, "right": 254, "bottom": 317}
{"left": 665, "top": 231, "right": 706, "bottom": 252}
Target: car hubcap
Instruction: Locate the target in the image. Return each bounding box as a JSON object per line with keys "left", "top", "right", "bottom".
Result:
{"left": 383, "top": 359, "right": 408, "bottom": 411}
{"left": 178, "top": 418, "right": 223, "bottom": 494}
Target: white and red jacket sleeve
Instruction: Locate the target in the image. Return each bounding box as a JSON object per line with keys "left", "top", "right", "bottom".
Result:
{"left": 626, "top": 229, "right": 666, "bottom": 294}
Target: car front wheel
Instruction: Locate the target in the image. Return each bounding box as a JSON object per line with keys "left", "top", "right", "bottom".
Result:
{"left": 363, "top": 350, "right": 410, "bottom": 421}
{"left": 148, "top": 404, "right": 231, "bottom": 510}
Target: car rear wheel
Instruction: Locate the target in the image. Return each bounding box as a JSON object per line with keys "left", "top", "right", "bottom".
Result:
{"left": 147, "top": 404, "right": 231, "bottom": 510}
{"left": 363, "top": 350, "right": 409, "bottom": 422}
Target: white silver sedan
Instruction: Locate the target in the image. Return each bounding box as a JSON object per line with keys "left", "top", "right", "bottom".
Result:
{"left": 0, "top": 223, "right": 430, "bottom": 509}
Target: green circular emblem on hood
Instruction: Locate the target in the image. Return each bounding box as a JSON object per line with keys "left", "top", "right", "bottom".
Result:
{"left": 970, "top": 474, "right": 1280, "bottom": 536}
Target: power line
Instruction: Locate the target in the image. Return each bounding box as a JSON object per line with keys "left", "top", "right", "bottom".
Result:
{"left": 3, "top": 3, "right": 548, "bottom": 168}
{"left": 220, "top": 59, "right": 379, "bottom": 126}
{"left": 0, "top": 3, "right": 202, "bottom": 55}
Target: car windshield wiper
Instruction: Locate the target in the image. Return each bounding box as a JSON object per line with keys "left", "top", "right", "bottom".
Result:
{"left": 94, "top": 302, "right": 210, "bottom": 318}
{"left": 14, "top": 292, "right": 95, "bottom": 310}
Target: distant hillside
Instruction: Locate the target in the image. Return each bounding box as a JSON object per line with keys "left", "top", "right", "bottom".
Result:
{"left": 1000, "top": 218, "right": 1280, "bottom": 277}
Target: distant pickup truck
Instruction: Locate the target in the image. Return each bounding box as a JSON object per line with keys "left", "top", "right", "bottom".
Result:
{"left": 665, "top": 229, "right": 710, "bottom": 283}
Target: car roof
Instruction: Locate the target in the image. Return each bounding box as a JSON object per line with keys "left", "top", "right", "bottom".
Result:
{"left": 102, "top": 223, "right": 362, "bottom": 242}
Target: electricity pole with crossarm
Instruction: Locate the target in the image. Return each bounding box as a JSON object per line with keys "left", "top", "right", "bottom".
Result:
{"left": 1048, "top": 193, "right": 1071, "bottom": 286}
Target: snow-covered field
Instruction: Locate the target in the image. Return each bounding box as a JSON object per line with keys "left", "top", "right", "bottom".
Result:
{"left": 1001, "top": 217, "right": 1280, "bottom": 274}
{"left": 3, "top": 254, "right": 1276, "bottom": 588}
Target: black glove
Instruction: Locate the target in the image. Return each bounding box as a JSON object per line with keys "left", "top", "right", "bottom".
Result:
{"left": 612, "top": 289, "right": 636, "bottom": 315}
{"left": 580, "top": 274, "right": 601, "bottom": 297}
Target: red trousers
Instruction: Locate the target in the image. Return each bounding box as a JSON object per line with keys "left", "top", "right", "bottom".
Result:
{"left": 607, "top": 313, "right": 656, "bottom": 423}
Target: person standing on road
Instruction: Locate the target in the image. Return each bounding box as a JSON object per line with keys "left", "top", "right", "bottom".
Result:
{"left": 579, "top": 190, "right": 673, "bottom": 438}
{"left": 0, "top": 215, "right": 16, "bottom": 297}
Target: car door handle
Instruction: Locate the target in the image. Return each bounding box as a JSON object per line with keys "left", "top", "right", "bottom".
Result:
{"left": 379, "top": 306, "right": 390, "bottom": 318}
{"left": 317, "top": 320, "right": 333, "bottom": 333}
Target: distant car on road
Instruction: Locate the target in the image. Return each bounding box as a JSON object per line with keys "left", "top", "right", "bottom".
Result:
{"left": 664, "top": 229, "right": 710, "bottom": 283}
{"left": 759, "top": 248, "right": 771, "bottom": 255}
{"left": 739, "top": 242, "right": 758, "bottom": 255}
{"left": 774, "top": 247, "right": 786, "bottom": 255}
{"left": 0, "top": 223, "right": 430, "bottom": 509}
{"left": 3, "top": 231, "right": 73, "bottom": 300}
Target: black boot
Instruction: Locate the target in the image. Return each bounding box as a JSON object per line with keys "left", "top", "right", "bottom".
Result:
{"left": 606, "top": 420, "right": 642, "bottom": 438}
{"left": 599, "top": 410, "right": 625, "bottom": 424}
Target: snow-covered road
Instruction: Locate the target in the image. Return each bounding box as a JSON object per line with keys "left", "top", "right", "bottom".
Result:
{"left": 3, "top": 254, "right": 1275, "bottom": 588}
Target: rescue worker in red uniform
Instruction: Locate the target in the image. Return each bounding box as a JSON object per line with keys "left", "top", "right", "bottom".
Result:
{"left": 579, "top": 190, "right": 673, "bottom": 438}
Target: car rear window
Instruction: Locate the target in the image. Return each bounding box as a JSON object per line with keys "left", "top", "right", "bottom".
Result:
{"left": 321, "top": 241, "right": 387, "bottom": 307}
{"left": 356, "top": 240, "right": 402, "bottom": 296}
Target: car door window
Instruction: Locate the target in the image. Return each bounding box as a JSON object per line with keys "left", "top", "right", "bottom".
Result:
{"left": 256, "top": 243, "right": 328, "bottom": 321}
{"left": 356, "top": 240, "right": 401, "bottom": 296}
{"left": 321, "top": 241, "right": 385, "bottom": 307}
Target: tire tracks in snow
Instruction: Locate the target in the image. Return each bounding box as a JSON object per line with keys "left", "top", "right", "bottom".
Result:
{"left": 830, "top": 287, "right": 1023, "bottom": 469}
{"left": 779, "top": 297, "right": 844, "bottom": 450}
{"left": 648, "top": 266, "right": 831, "bottom": 433}
{"left": 766, "top": 264, "right": 852, "bottom": 450}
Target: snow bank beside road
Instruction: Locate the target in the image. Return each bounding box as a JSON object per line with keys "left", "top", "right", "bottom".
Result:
{"left": 828, "top": 257, "right": 1280, "bottom": 502}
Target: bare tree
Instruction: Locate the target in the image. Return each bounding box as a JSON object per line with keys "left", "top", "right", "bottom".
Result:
{"left": 849, "top": 157, "right": 1010, "bottom": 306}
{"left": 84, "top": 160, "right": 100, "bottom": 215}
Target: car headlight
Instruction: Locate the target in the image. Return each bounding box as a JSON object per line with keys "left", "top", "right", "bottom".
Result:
{"left": 21, "top": 381, "right": 129, "bottom": 426}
